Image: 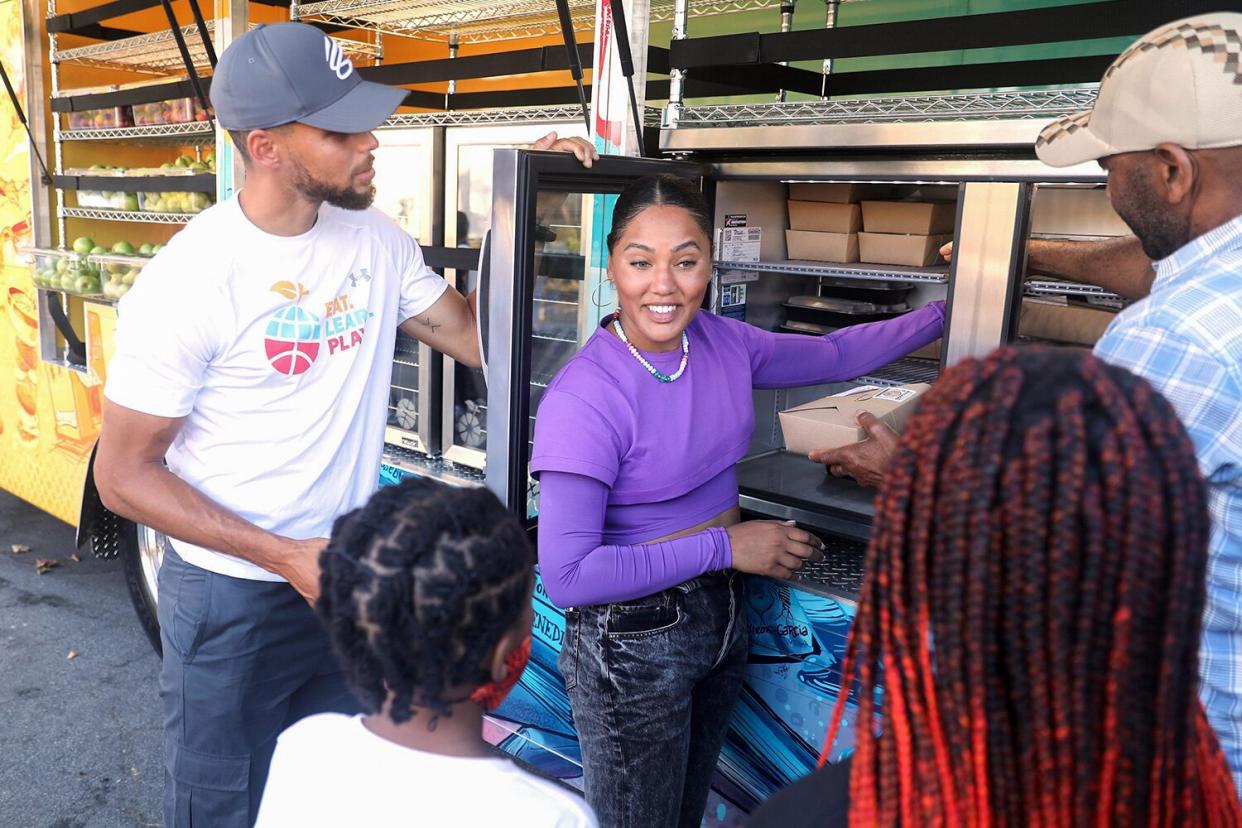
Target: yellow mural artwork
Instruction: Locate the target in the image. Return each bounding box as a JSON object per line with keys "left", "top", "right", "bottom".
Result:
{"left": 0, "top": 0, "right": 106, "bottom": 525}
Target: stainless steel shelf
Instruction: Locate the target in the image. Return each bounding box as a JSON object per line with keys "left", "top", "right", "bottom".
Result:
{"left": 716, "top": 259, "right": 949, "bottom": 285}
{"left": 296, "top": 0, "right": 780, "bottom": 42}
{"left": 54, "top": 22, "right": 379, "bottom": 73}
{"left": 1025, "top": 278, "right": 1121, "bottom": 300}
{"left": 380, "top": 445, "right": 487, "bottom": 487}
{"left": 60, "top": 207, "right": 191, "bottom": 224}
{"left": 677, "top": 89, "right": 1099, "bottom": 127}
{"left": 857, "top": 356, "right": 940, "bottom": 388}
{"left": 58, "top": 121, "right": 216, "bottom": 142}
{"left": 380, "top": 106, "right": 588, "bottom": 127}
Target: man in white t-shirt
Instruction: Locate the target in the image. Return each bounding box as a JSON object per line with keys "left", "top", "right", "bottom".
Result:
{"left": 92, "top": 22, "right": 594, "bottom": 827}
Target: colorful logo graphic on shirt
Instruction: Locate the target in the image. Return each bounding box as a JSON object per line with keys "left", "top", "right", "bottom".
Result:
{"left": 263, "top": 279, "right": 375, "bottom": 377}
{"left": 265, "top": 282, "right": 321, "bottom": 376}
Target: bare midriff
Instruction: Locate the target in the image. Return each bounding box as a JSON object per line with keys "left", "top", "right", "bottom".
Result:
{"left": 643, "top": 505, "right": 741, "bottom": 545}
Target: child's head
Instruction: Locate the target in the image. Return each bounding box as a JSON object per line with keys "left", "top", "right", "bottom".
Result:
{"left": 318, "top": 477, "right": 535, "bottom": 723}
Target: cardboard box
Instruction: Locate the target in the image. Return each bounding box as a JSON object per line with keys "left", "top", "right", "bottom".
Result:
{"left": 862, "top": 201, "right": 956, "bottom": 235}
{"left": 788, "top": 183, "right": 892, "bottom": 203}
{"left": 1030, "top": 188, "right": 1131, "bottom": 237}
{"left": 786, "top": 229, "right": 860, "bottom": 263}
{"left": 780, "top": 383, "right": 932, "bottom": 454}
{"left": 1018, "top": 299, "right": 1117, "bottom": 346}
{"left": 909, "top": 338, "right": 942, "bottom": 362}
{"left": 787, "top": 200, "right": 863, "bottom": 233}
{"left": 858, "top": 232, "right": 950, "bottom": 267}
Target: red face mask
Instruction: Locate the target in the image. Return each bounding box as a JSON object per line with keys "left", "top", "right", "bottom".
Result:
{"left": 470, "top": 636, "right": 532, "bottom": 711}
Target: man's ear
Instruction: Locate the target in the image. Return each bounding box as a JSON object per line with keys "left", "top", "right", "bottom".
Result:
{"left": 1152, "top": 143, "right": 1198, "bottom": 207}
{"left": 246, "top": 127, "right": 286, "bottom": 171}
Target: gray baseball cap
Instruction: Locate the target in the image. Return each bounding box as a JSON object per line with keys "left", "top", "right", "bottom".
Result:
{"left": 210, "top": 22, "right": 406, "bottom": 132}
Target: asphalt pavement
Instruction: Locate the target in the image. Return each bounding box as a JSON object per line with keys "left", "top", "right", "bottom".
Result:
{"left": 0, "top": 489, "right": 162, "bottom": 828}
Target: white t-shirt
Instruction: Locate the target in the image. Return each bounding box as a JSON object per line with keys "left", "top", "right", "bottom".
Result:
{"left": 255, "top": 713, "right": 598, "bottom": 828}
{"left": 104, "top": 196, "right": 448, "bottom": 580}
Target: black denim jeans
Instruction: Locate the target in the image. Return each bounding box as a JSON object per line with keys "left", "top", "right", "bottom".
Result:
{"left": 559, "top": 571, "right": 748, "bottom": 828}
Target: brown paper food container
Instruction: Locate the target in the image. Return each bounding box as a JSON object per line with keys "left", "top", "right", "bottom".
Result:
{"left": 858, "top": 232, "right": 951, "bottom": 267}
{"left": 1018, "top": 300, "right": 1118, "bottom": 346}
{"left": 861, "top": 201, "right": 957, "bottom": 235}
{"left": 779, "top": 383, "right": 932, "bottom": 454}
{"left": 787, "top": 201, "right": 863, "bottom": 233}
{"left": 786, "top": 229, "right": 860, "bottom": 263}
{"left": 788, "top": 183, "right": 893, "bottom": 203}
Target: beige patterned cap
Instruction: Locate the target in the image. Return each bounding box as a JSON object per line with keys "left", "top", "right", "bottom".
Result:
{"left": 1036, "top": 12, "right": 1242, "bottom": 167}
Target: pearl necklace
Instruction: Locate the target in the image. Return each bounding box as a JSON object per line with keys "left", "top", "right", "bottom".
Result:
{"left": 612, "top": 313, "right": 689, "bottom": 383}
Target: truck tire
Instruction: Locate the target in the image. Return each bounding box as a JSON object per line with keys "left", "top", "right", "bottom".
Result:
{"left": 112, "top": 518, "right": 165, "bottom": 655}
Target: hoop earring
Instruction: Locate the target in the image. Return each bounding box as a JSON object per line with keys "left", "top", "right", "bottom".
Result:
{"left": 592, "top": 280, "right": 616, "bottom": 309}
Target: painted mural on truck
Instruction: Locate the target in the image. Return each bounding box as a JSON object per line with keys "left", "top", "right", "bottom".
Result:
{"left": 0, "top": 0, "right": 108, "bottom": 523}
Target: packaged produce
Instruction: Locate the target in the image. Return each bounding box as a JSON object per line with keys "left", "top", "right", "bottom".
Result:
{"left": 25, "top": 244, "right": 103, "bottom": 296}
{"left": 141, "top": 190, "right": 214, "bottom": 214}
{"left": 132, "top": 96, "right": 212, "bottom": 126}
{"left": 76, "top": 190, "right": 140, "bottom": 211}
{"left": 89, "top": 250, "right": 150, "bottom": 301}
{"left": 66, "top": 105, "right": 134, "bottom": 130}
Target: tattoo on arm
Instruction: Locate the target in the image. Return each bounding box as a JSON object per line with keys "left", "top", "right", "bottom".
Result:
{"left": 418, "top": 315, "right": 441, "bottom": 334}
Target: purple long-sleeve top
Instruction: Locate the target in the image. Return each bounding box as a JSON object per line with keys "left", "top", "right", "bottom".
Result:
{"left": 530, "top": 303, "right": 945, "bottom": 608}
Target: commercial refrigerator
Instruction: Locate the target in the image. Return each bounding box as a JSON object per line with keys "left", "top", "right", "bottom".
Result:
{"left": 440, "top": 122, "right": 590, "bottom": 474}
{"left": 371, "top": 126, "right": 441, "bottom": 457}
{"left": 476, "top": 128, "right": 1110, "bottom": 822}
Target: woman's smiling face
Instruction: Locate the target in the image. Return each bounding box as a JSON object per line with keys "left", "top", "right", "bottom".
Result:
{"left": 607, "top": 204, "right": 714, "bottom": 353}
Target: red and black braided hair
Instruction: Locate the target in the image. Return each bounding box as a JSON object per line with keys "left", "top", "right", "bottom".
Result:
{"left": 820, "top": 346, "right": 1241, "bottom": 826}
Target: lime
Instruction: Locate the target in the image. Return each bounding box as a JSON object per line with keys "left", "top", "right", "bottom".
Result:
{"left": 112, "top": 241, "right": 135, "bottom": 255}
{"left": 71, "top": 236, "right": 94, "bottom": 255}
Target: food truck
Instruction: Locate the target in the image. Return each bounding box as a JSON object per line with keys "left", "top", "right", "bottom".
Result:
{"left": 0, "top": 0, "right": 1188, "bottom": 821}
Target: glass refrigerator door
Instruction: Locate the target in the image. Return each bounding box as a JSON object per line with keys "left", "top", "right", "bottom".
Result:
{"left": 484, "top": 150, "right": 705, "bottom": 521}
{"left": 372, "top": 127, "right": 439, "bottom": 455}
{"left": 441, "top": 123, "right": 588, "bottom": 471}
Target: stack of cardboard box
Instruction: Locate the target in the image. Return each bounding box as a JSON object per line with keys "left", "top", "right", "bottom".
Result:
{"left": 784, "top": 183, "right": 873, "bottom": 263}
{"left": 858, "top": 201, "right": 956, "bottom": 267}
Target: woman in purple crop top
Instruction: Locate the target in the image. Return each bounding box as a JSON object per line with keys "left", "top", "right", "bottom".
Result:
{"left": 529, "top": 175, "right": 945, "bottom": 828}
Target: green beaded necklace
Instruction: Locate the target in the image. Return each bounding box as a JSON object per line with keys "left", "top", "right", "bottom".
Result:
{"left": 611, "top": 313, "right": 689, "bottom": 383}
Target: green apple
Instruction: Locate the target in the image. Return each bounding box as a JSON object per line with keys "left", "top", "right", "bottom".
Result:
{"left": 138, "top": 243, "right": 154, "bottom": 256}
{"left": 122, "top": 269, "right": 138, "bottom": 286}
{"left": 122, "top": 194, "right": 139, "bottom": 211}
{"left": 90, "top": 245, "right": 107, "bottom": 255}
{"left": 60, "top": 273, "right": 76, "bottom": 291}
{"left": 111, "top": 240, "right": 134, "bottom": 255}
{"left": 74, "top": 275, "right": 99, "bottom": 294}
{"left": 71, "top": 236, "right": 94, "bottom": 255}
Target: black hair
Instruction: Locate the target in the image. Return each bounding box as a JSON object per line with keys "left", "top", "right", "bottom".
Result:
{"left": 606, "top": 174, "right": 712, "bottom": 253}
{"left": 228, "top": 129, "right": 252, "bottom": 164}
{"left": 317, "top": 477, "right": 535, "bottom": 724}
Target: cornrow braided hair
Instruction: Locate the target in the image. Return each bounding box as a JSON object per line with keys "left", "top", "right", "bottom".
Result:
{"left": 820, "top": 346, "right": 1242, "bottom": 826}
{"left": 317, "top": 477, "right": 535, "bottom": 724}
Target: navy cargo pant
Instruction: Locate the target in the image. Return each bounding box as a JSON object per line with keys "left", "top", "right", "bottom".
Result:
{"left": 158, "top": 545, "right": 362, "bottom": 827}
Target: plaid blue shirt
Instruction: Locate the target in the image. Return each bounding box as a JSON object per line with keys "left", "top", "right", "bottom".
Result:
{"left": 1095, "top": 213, "right": 1242, "bottom": 789}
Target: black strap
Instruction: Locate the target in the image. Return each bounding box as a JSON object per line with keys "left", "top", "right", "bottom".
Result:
{"left": 553, "top": 0, "right": 591, "bottom": 134}
{"left": 185, "top": 0, "right": 217, "bottom": 70}
{"left": 47, "top": 298, "right": 86, "bottom": 366}
{"left": 607, "top": 0, "right": 644, "bottom": 157}
{"left": 157, "top": 0, "right": 212, "bottom": 117}
{"left": 0, "top": 59, "right": 50, "bottom": 186}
